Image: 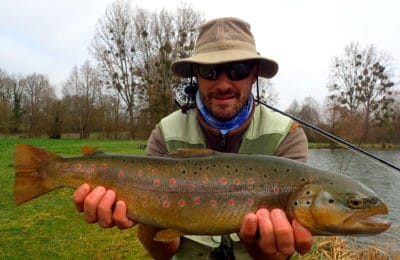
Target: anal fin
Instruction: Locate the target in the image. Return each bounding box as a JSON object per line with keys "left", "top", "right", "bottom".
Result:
{"left": 154, "top": 229, "right": 183, "bottom": 243}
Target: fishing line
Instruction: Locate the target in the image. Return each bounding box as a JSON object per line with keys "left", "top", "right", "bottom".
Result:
{"left": 258, "top": 101, "right": 400, "bottom": 173}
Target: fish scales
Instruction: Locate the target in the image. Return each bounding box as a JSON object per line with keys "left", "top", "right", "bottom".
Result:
{"left": 14, "top": 144, "right": 391, "bottom": 239}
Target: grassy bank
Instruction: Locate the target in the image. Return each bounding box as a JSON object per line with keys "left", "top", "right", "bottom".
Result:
{"left": 0, "top": 138, "right": 151, "bottom": 259}
{"left": 1, "top": 138, "right": 396, "bottom": 259}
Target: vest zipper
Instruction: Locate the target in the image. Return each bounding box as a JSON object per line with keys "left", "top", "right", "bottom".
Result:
{"left": 220, "top": 133, "right": 227, "bottom": 149}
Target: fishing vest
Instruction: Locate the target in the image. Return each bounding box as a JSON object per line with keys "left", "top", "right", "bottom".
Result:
{"left": 159, "top": 105, "right": 294, "bottom": 259}
{"left": 159, "top": 104, "right": 293, "bottom": 155}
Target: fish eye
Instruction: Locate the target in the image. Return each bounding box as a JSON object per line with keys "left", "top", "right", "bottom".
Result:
{"left": 347, "top": 197, "right": 364, "bottom": 209}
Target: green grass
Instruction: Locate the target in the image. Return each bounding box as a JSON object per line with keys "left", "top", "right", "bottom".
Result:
{"left": 0, "top": 138, "right": 151, "bottom": 259}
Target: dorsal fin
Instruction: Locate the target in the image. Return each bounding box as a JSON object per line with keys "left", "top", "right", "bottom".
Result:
{"left": 81, "top": 146, "right": 105, "bottom": 156}
{"left": 169, "top": 148, "right": 215, "bottom": 158}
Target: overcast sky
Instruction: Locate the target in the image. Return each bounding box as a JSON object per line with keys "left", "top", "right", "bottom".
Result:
{"left": 1, "top": 0, "right": 399, "bottom": 109}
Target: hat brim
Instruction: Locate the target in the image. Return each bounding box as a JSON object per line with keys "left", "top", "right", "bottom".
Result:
{"left": 172, "top": 49, "right": 278, "bottom": 78}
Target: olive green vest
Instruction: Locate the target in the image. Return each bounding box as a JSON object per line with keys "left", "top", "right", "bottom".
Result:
{"left": 159, "top": 104, "right": 293, "bottom": 155}
{"left": 159, "top": 105, "right": 293, "bottom": 259}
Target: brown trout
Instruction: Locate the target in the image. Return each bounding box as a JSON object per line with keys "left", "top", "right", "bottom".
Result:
{"left": 14, "top": 144, "right": 391, "bottom": 241}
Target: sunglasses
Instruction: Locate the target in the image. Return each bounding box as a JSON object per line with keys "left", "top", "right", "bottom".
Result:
{"left": 197, "top": 61, "right": 257, "bottom": 81}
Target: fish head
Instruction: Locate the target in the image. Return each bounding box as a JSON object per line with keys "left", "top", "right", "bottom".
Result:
{"left": 287, "top": 177, "right": 391, "bottom": 236}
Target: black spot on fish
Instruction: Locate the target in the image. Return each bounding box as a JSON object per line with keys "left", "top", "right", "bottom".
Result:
{"left": 235, "top": 169, "right": 239, "bottom": 172}
{"left": 182, "top": 170, "right": 186, "bottom": 174}
{"left": 305, "top": 190, "right": 311, "bottom": 195}
{"left": 286, "top": 168, "right": 290, "bottom": 172}
{"left": 329, "top": 199, "right": 335, "bottom": 204}
{"left": 226, "top": 165, "right": 230, "bottom": 168}
{"left": 301, "top": 177, "right": 306, "bottom": 182}
{"left": 306, "top": 200, "right": 311, "bottom": 205}
{"left": 263, "top": 174, "right": 267, "bottom": 178}
{"left": 273, "top": 168, "right": 277, "bottom": 172}
{"left": 294, "top": 201, "right": 298, "bottom": 206}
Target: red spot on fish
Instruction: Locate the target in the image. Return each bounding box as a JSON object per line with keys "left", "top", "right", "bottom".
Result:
{"left": 178, "top": 199, "right": 185, "bottom": 207}
{"left": 202, "top": 177, "right": 208, "bottom": 184}
{"left": 63, "top": 163, "right": 69, "bottom": 168}
{"left": 247, "top": 198, "right": 254, "bottom": 206}
{"left": 162, "top": 201, "right": 170, "bottom": 208}
{"left": 75, "top": 164, "right": 82, "bottom": 169}
{"left": 154, "top": 179, "right": 160, "bottom": 186}
{"left": 210, "top": 200, "right": 217, "bottom": 206}
{"left": 101, "top": 163, "right": 107, "bottom": 169}
{"left": 169, "top": 179, "right": 176, "bottom": 186}
{"left": 90, "top": 164, "right": 95, "bottom": 170}
{"left": 189, "top": 184, "right": 196, "bottom": 191}
{"left": 234, "top": 179, "right": 240, "bottom": 185}
{"left": 85, "top": 174, "right": 91, "bottom": 180}
{"left": 274, "top": 186, "right": 279, "bottom": 193}
{"left": 228, "top": 199, "right": 235, "bottom": 206}
{"left": 137, "top": 170, "right": 143, "bottom": 177}
{"left": 118, "top": 171, "right": 124, "bottom": 178}
{"left": 221, "top": 177, "right": 228, "bottom": 185}
{"left": 193, "top": 197, "right": 200, "bottom": 205}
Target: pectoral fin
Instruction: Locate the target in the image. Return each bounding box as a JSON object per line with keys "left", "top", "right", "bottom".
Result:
{"left": 154, "top": 229, "right": 183, "bottom": 243}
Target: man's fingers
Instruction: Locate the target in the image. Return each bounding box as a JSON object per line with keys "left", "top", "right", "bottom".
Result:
{"left": 113, "top": 201, "right": 136, "bottom": 229}
{"left": 97, "top": 190, "right": 116, "bottom": 227}
{"left": 73, "top": 183, "right": 91, "bottom": 212}
{"left": 239, "top": 213, "right": 258, "bottom": 244}
{"left": 83, "top": 186, "right": 106, "bottom": 223}
{"left": 256, "top": 208, "right": 278, "bottom": 255}
{"left": 270, "top": 209, "right": 295, "bottom": 256}
{"left": 292, "top": 220, "right": 313, "bottom": 255}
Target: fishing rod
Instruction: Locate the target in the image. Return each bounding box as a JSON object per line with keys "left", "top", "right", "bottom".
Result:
{"left": 258, "top": 101, "right": 400, "bottom": 173}
{"left": 174, "top": 80, "right": 400, "bottom": 172}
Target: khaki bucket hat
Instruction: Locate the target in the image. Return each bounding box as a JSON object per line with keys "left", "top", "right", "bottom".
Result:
{"left": 171, "top": 17, "right": 278, "bottom": 78}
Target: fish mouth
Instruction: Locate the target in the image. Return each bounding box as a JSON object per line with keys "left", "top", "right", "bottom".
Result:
{"left": 343, "top": 206, "right": 391, "bottom": 235}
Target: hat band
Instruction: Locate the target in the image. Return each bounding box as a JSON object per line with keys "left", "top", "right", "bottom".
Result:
{"left": 195, "top": 40, "right": 257, "bottom": 55}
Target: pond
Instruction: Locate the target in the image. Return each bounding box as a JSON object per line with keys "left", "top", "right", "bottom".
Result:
{"left": 308, "top": 149, "right": 400, "bottom": 255}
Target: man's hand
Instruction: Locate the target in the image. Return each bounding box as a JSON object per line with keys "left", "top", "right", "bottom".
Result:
{"left": 73, "top": 184, "right": 136, "bottom": 229}
{"left": 239, "top": 208, "right": 313, "bottom": 260}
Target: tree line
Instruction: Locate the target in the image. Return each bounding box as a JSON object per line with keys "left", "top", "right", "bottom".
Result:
{"left": 0, "top": 0, "right": 399, "bottom": 144}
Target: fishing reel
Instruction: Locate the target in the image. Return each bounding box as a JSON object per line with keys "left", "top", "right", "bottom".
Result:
{"left": 174, "top": 79, "right": 198, "bottom": 113}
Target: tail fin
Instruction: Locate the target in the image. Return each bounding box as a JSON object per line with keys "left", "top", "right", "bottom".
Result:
{"left": 14, "top": 144, "right": 61, "bottom": 205}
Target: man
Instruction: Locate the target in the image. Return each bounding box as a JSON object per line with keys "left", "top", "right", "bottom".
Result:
{"left": 73, "top": 17, "right": 313, "bottom": 259}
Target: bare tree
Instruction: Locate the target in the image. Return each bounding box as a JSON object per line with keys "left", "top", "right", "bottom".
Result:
{"left": 252, "top": 78, "right": 278, "bottom": 106}
{"left": 62, "top": 61, "right": 102, "bottom": 139}
{"left": 327, "top": 42, "right": 395, "bottom": 141}
{"left": 0, "top": 69, "right": 14, "bottom": 132}
{"left": 91, "top": 0, "right": 203, "bottom": 138}
{"left": 20, "top": 73, "right": 55, "bottom": 136}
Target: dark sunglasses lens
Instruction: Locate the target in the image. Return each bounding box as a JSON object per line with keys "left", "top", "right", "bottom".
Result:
{"left": 228, "top": 63, "right": 253, "bottom": 80}
{"left": 198, "top": 65, "right": 220, "bottom": 80}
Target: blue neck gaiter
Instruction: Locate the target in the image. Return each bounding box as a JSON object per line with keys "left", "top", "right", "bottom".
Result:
{"left": 196, "top": 92, "right": 254, "bottom": 135}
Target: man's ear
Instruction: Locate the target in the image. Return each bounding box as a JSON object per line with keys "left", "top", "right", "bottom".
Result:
{"left": 250, "top": 65, "right": 259, "bottom": 84}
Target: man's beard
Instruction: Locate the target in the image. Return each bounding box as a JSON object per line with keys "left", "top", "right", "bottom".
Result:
{"left": 200, "top": 90, "right": 248, "bottom": 121}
